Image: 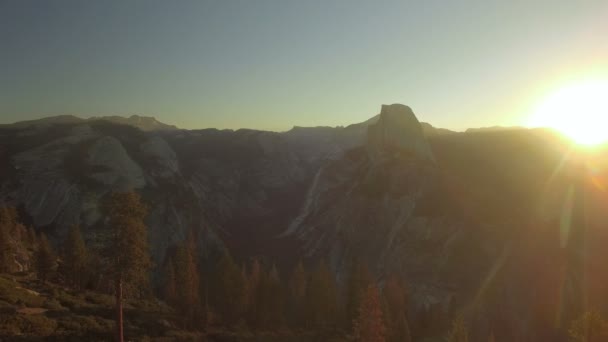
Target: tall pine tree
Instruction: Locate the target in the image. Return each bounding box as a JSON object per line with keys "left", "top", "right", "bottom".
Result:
{"left": 173, "top": 243, "right": 201, "bottom": 327}
{"left": 0, "top": 207, "right": 17, "bottom": 272}
{"left": 103, "top": 191, "right": 152, "bottom": 342}
{"left": 245, "top": 258, "right": 262, "bottom": 326}
{"left": 353, "top": 285, "right": 386, "bottom": 342}
{"left": 305, "top": 259, "right": 338, "bottom": 330}
{"left": 0, "top": 218, "right": 12, "bottom": 273}
{"left": 346, "top": 260, "right": 373, "bottom": 329}
{"left": 35, "top": 233, "right": 56, "bottom": 284}
{"left": 383, "top": 275, "right": 411, "bottom": 342}
{"left": 287, "top": 260, "right": 307, "bottom": 328}
{"left": 213, "top": 250, "right": 246, "bottom": 327}
{"left": 162, "top": 256, "right": 177, "bottom": 307}
{"left": 255, "top": 264, "right": 285, "bottom": 329}
{"left": 61, "top": 224, "right": 88, "bottom": 289}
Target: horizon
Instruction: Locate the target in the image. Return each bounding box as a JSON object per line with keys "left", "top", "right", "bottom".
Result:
{"left": 2, "top": 1, "right": 607, "bottom": 132}
{"left": 0, "top": 106, "right": 537, "bottom": 133}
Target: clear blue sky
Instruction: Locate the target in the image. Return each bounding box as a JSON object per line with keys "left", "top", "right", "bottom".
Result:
{"left": 1, "top": 0, "right": 606, "bottom": 131}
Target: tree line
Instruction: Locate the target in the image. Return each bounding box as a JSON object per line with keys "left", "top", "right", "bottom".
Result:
{"left": 0, "top": 192, "right": 151, "bottom": 342}
{"left": 160, "top": 232, "right": 413, "bottom": 342}
{"left": 2, "top": 192, "right": 608, "bottom": 341}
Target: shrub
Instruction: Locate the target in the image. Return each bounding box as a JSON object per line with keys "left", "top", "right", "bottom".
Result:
{"left": 0, "top": 314, "right": 58, "bottom": 337}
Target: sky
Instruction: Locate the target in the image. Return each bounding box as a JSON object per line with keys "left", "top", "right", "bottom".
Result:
{"left": 1, "top": 0, "right": 607, "bottom": 131}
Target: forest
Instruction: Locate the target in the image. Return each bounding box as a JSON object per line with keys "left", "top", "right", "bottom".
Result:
{"left": 0, "top": 191, "right": 606, "bottom": 341}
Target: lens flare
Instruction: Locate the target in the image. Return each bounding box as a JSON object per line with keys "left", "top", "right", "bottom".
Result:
{"left": 528, "top": 80, "right": 608, "bottom": 146}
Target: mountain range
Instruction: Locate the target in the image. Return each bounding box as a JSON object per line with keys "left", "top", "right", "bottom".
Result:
{"left": 1, "top": 104, "right": 607, "bottom": 339}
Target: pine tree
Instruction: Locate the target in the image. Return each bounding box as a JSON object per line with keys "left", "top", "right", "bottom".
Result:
{"left": 35, "top": 233, "right": 56, "bottom": 284}
{"left": 103, "top": 191, "right": 152, "bottom": 342}
{"left": 27, "top": 226, "right": 37, "bottom": 247}
{"left": 305, "top": 259, "right": 338, "bottom": 330}
{"left": 447, "top": 315, "right": 469, "bottom": 342}
{"left": 383, "top": 275, "right": 410, "bottom": 342}
{"left": 0, "top": 206, "right": 18, "bottom": 229}
{"left": 0, "top": 206, "right": 17, "bottom": 273}
{"left": 0, "top": 218, "right": 12, "bottom": 273}
{"left": 61, "top": 224, "right": 88, "bottom": 289}
{"left": 287, "top": 260, "right": 307, "bottom": 328}
{"left": 255, "top": 264, "right": 284, "bottom": 329}
{"left": 353, "top": 285, "right": 386, "bottom": 342}
{"left": 213, "top": 250, "right": 246, "bottom": 327}
{"left": 346, "top": 260, "right": 373, "bottom": 329}
{"left": 173, "top": 243, "right": 201, "bottom": 327}
{"left": 245, "top": 258, "right": 262, "bottom": 326}
{"left": 162, "top": 257, "right": 177, "bottom": 306}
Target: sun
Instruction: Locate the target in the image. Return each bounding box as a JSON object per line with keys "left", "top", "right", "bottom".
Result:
{"left": 528, "top": 79, "right": 608, "bottom": 146}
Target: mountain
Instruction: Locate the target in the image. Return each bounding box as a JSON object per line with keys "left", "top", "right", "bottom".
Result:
{"left": 465, "top": 125, "right": 525, "bottom": 133}
{"left": 1, "top": 114, "right": 177, "bottom": 132}
{"left": 88, "top": 115, "right": 178, "bottom": 131}
{"left": 1, "top": 104, "right": 607, "bottom": 339}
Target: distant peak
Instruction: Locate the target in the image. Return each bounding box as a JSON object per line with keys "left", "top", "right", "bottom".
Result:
{"left": 89, "top": 115, "right": 178, "bottom": 131}
{"left": 367, "top": 104, "right": 435, "bottom": 162}
{"left": 381, "top": 103, "right": 414, "bottom": 115}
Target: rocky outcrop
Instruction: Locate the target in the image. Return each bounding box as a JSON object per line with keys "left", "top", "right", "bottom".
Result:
{"left": 87, "top": 136, "right": 146, "bottom": 190}
{"left": 140, "top": 136, "right": 180, "bottom": 180}
{"left": 367, "top": 104, "right": 435, "bottom": 162}
{"left": 284, "top": 106, "right": 442, "bottom": 163}
{"left": 282, "top": 105, "right": 470, "bottom": 321}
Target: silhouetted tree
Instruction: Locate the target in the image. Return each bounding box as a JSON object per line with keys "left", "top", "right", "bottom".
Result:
{"left": 0, "top": 207, "right": 18, "bottom": 272}
{"left": 174, "top": 243, "right": 201, "bottom": 327}
{"left": 35, "top": 233, "right": 56, "bottom": 284}
{"left": 305, "top": 259, "right": 338, "bottom": 330}
{"left": 245, "top": 258, "right": 262, "bottom": 326}
{"left": 61, "top": 225, "right": 87, "bottom": 289}
{"left": 213, "top": 250, "right": 246, "bottom": 327}
{"left": 0, "top": 220, "right": 12, "bottom": 273}
{"left": 103, "top": 191, "right": 152, "bottom": 342}
{"left": 383, "top": 275, "right": 410, "bottom": 342}
{"left": 255, "top": 264, "right": 284, "bottom": 329}
{"left": 27, "top": 226, "right": 37, "bottom": 247}
{"left": 287, "top": 260, "right": 307, "bottom": 328}
{"left": 162, "top": 257, "right": 177, "bottom": 306}
{"left": 353, "top": 285, "right": 386, "bottom": 342}
{"left": 346, "top": 260, "right": 373, "bottom": 329}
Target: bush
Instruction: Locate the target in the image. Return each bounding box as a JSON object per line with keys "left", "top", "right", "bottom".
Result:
{"left": 85, "top": 292, "right": 114, "bottom": 307}
{"left": 43, "top": 298, "right": 65, "bottom": 311}
{"left": 0, "top": 276, "right": 44, "bottom": 307}
{"left": 56, "top": 314, "right": 113, "bottom": 335}
{"left": 0, "top": 314, "right": 58, "bottom": 337}
{"left": 164, "top": 330, "right": 204, "bottom": 341}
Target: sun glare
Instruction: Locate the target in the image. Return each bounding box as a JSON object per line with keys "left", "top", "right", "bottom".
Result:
{"left": 528, "top": 80, "right": 608, "bottom": 146}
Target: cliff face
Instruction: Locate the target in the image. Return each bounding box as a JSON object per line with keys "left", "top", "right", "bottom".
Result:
{"left": 283, "top": 104, "right": 474, "bottom": 318}
{"left": 366, "top": 104, "right": 435, "bottom": 162}
{"left": 0, "top": 120, "right": 311, "bottom": 266}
